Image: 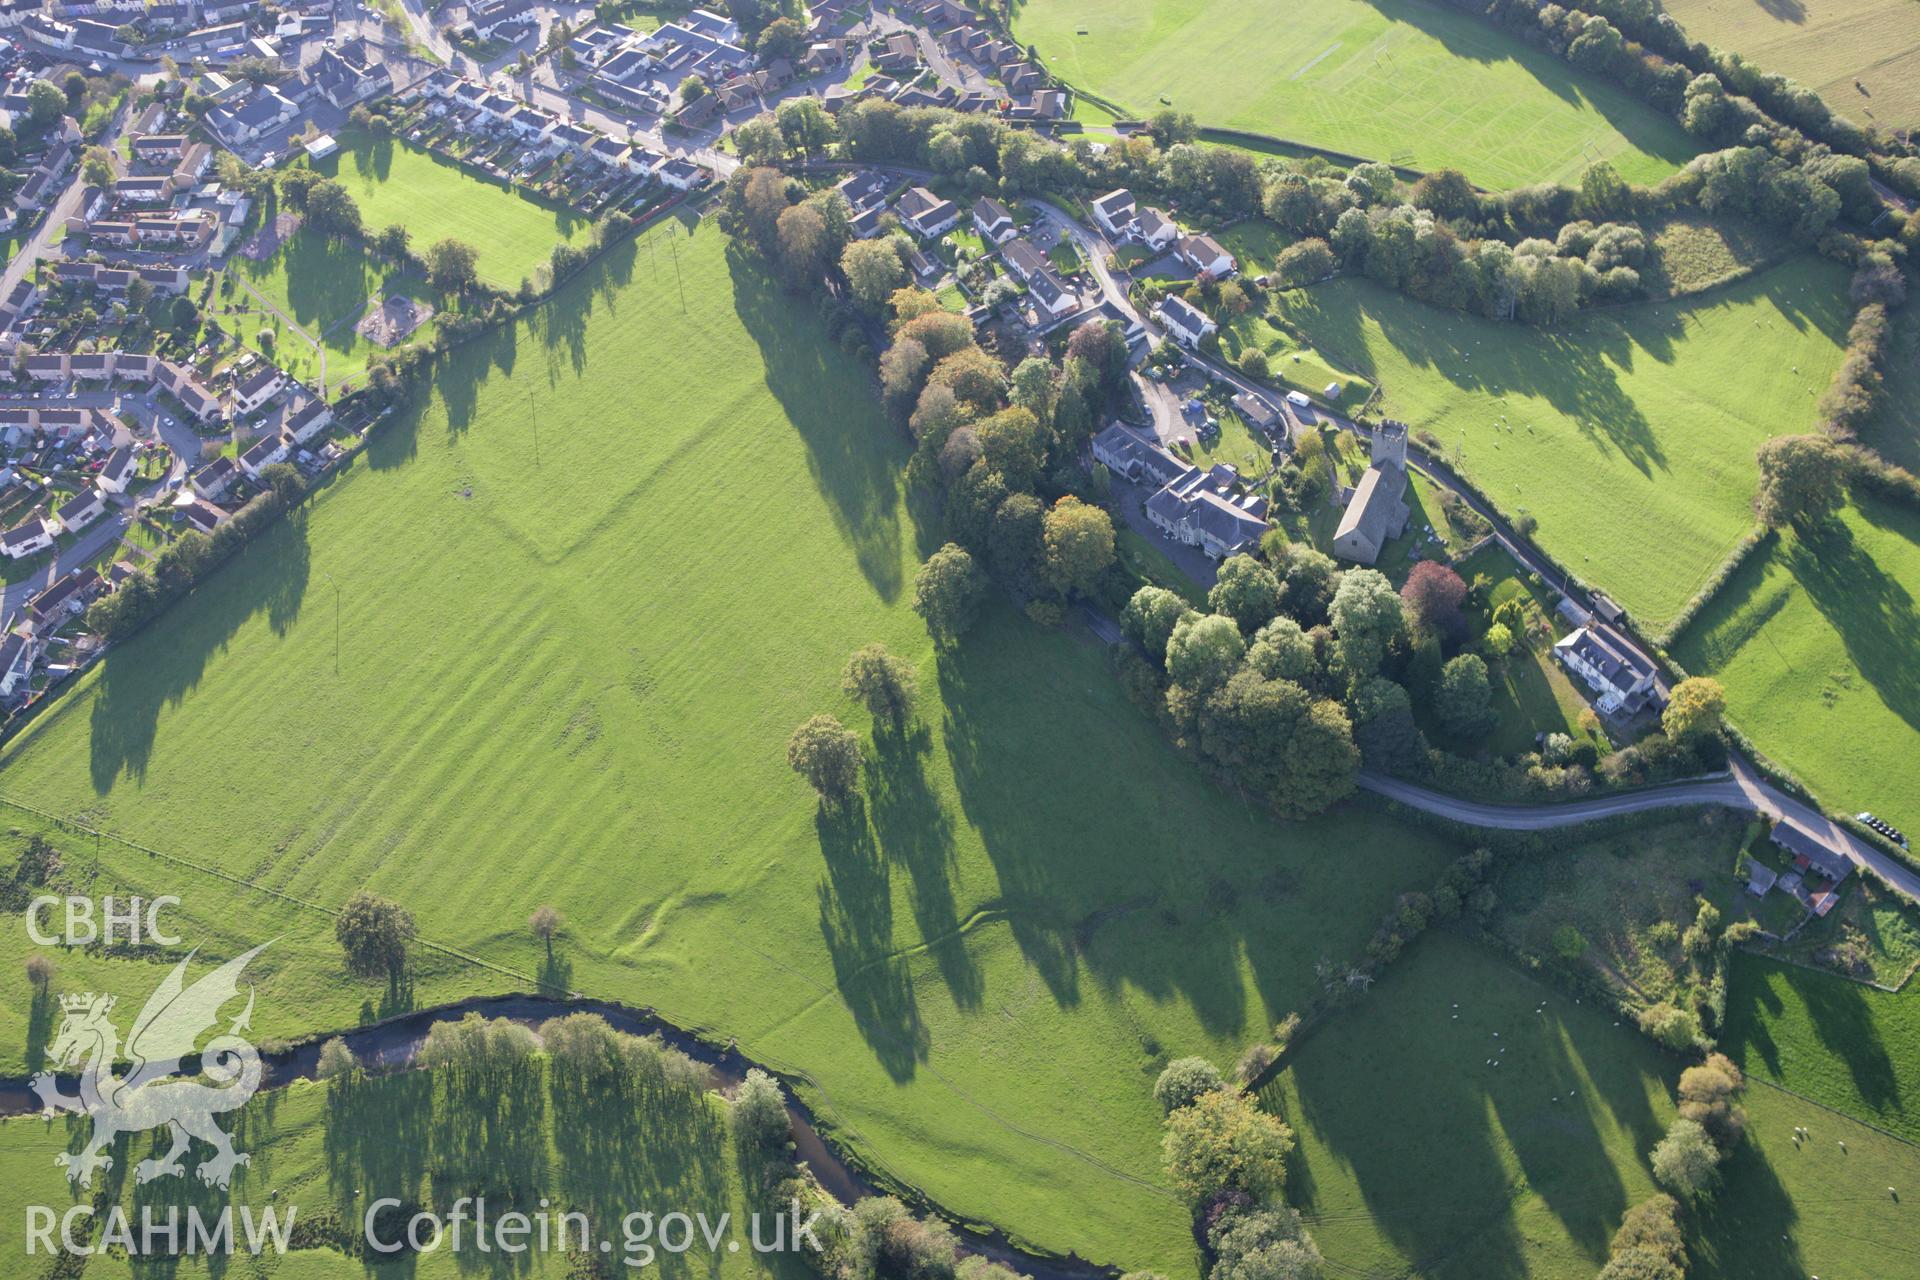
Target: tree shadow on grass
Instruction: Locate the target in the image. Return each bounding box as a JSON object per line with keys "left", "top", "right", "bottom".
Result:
{"left": 554, "top": 1068, "right": 728, "bottom": 1280}
{"left": 427, "top": 1058, "right": 549, "bottom": 1226}
{"left": 433, "top": 313, "right": 522, "bottom": 440}
{"left": 80, "top": 512, "right": 310, "bottom": 794}
{"left": 1686, "top": 1128, "right": 1806, "bottom": 1279}
{"left": 727, "top": 240, "right": 906, "bottom": 603}
{"left": 1781, "top": 961, "right": 1900, "bottom": 1112}
{"left": 25, "top": 983, "right": 54, "bottom": 1073}
{"left": 1365, "top": 290, "right": 1671, "bottom": 479}
{"left": 1286, "top": 938, "right": 1651, "bottom": 1278}
{"left": 525, "top": 232, "right": 639, "bottom": 381}
{"left": 250, "top": 229, "right": 377, "bottom": 341}
{"left": 1788, "top": 508, "right": 1920, "bottom": 737}
{"left": 327, "top": 1068, "right": 434, "bottom": 1209}
{"left": 814, "top": 797, "right": 927, "bottom": 1081}
{"left": 865, "top": 720, "right": 982, "bottom": 1010}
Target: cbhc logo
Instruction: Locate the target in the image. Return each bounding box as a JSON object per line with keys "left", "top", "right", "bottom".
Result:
{"left": 26, "top": 896, "right": 183, "bottom": 947}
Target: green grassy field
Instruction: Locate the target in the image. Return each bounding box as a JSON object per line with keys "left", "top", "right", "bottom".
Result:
{"left": 1672, "top": 493, "right": 1920, "bottom": 846}
{"left": 313, "top": 133, "right": 595, "bottom": 287}
{"left": 1661, "top": 0, "right": 1920, "bottom": 131}
{"left": 0, "top": 1051, "right": 799, "bottom": 1279}
{"left": 222, "top": 227, "right": 439, "bottom": 396}
{"left": 1267, "top": 931, "right": 1920, "bottom": 1280}
{"left": 0, "top": 222, "right": 1466, "bottom": 1277}
{"left": 1723, "top": 951, "right": 1920, "bottom": 1145}
{"left": 1861, "top": 303, "right": 1920, "bottom": 473}
{"left": 1272, "top": 256, "right": 1853, "bottom": 629}
{"left": 1010, "top": 0, "right": 1697, "bottom": 189}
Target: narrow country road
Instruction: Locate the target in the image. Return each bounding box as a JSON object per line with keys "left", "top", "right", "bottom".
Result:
{"left": 1359, "top": 758, "right": 1920, "bottom": 904}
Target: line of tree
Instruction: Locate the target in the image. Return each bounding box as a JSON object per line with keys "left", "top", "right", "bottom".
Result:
{"left": 1596, "top": 1194, "right": 1688, "bottom": 1280}
{"left": 1649, "top": 1053, "right": 1749, "bottom": 1201}
{"left": 1468, "top": 0, "right": 1912, "bottom": 178}
{"left": 745, "top": 92, "right": 1896, "bottom": 340}
{"left": 1149, "top": 1057, "right": 1324, "bottom": 1280}
{"left": 85, "top": 463, "right": 308, "bottom": 641}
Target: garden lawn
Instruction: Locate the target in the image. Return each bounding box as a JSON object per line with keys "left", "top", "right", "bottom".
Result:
{"left": 1266, "top": 931, "right": 1920, "bottom": 1280}
{"left": 1661, "top": 0, "right": 1920, "bottom": 130}
{"left": 1218, "top": 312, "right": 1370, "bottom": 403}
{"left": 1671, "top": 492, "right": 1920, "bottom": 847}
{"left": 1012, "top": 0, "right": 1697, "bottom": 189}
{"left": 1273, "top": 256, "right": 1853, "bottom": 629}
{"left": 0, "top": 222, "right": 1463, "bottom": 1278}
{"left": 1454, "top": 544, "right": 1598, "bottom": 757}
{"left": 223, "top": 226, "right": 439, "bottom": 396}
{"left": 312, "top": 132, "right": 595, "bottom": 286}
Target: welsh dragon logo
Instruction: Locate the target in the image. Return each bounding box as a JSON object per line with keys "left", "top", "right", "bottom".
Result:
{"left": 32, "top": 943, "right": 269, "bottom": 1189}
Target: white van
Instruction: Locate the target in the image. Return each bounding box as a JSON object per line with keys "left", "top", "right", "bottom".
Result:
{"left": 1285, "top": 390, "right": 1311, "bottom": 409}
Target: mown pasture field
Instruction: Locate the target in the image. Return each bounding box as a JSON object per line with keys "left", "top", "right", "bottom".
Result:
{"left": 0, "top": 222, "right": 1467, "bottom": 1277}
{"left": 1266, "top": 931, "right": 1920, "bottom": 1280}
{"left": 1661, "top": 0, "right": 1920, "bottom": 131}
{"left": 1271, "top": 256, "right": 1853, "bottom": 629}
{"left": 312, "top": 133, "right": 594, "bottom": 286}
{"left": 221, "top": 226, "right": 438, "bottom": 396}
{"left": 1672, "top": 493, "right": 1920, "bottom": 846}
{"left": 1010, "top": 0, "right": 1697, "bottom": 188}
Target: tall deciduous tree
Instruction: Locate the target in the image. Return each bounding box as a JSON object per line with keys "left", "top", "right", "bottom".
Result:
{"left": 1330, "top": 569, "right": 1404, "bottom": 681}
{"left": 335, "top": 891, "right": 416, "bottom": 985}
{"left": 1039, "top": 496, "right": 1114, "bottom": 598}
{"left": 786, "top": 714, "right": 862, "bottom": 804}
{"left": 1755, "top": 433, "right": 1849, "bottom": 527}
{"left": 843, "top": 237, "right": 907, "bottom": 305}
{"left": 1209, "top": 554, "right": 1282, "bottom": 635}
{"left": 1650, "top": 1118, "right": 1720, "bottom": 1200}
{"left": 912, "top": 543, "right": 985, "bottom": 643}
{"left": 1399, "top": 561, "right": 1467, "bottom": 637}
{"left": 1166, "top": 613, "right": 1246, "bottom": 693}
{"left": 425, "top": 238, "right": 479, "bottom": 293}
{"left": 1662, "top": 676, "right": 1726, "bottom": 742}
{"left": 1161, "top": 1088, "right": 1294, "bottom": 1204}
{"left": 842, "top": 643, "right": 917, "bottom": 725}
{"left": 1434, "top": 653, "right": 1496, "bottom": 738}
{"left": 1123, "top": 586, "right": 1193, "bottom": 663}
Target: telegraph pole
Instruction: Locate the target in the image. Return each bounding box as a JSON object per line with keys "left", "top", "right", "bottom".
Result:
{"left": 668, "top": 228, "right": 686, "bottom": 313}
{"left": 323, "top": 572, "right": 340, "bottom": 675}
{"left": 530, "top": 389, "right": 540, "bottom": 468}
